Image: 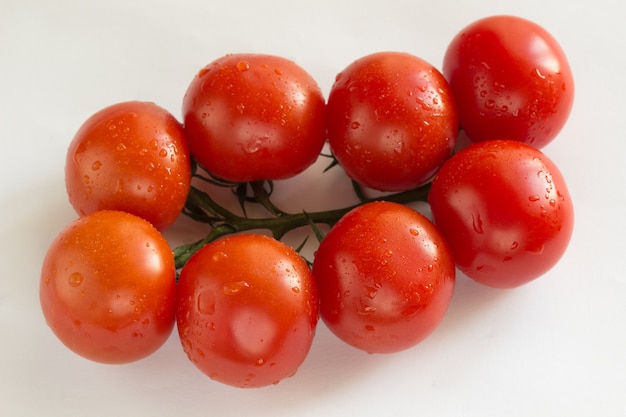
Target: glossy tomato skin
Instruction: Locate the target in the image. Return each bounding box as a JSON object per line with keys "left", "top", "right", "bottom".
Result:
{"left": 327, "top": 52, "right": 458, "bottom": 191}
{"left": 312, "top": 201, "right": 455, "bottom": 354}
{"left": 65, "top": 101, "right": 192, "bottom": 231}
{"left": 182, "top": 54, "right": 326, "bottom": 182}
{"left": 40, "top": 210, "right": 176, "bottom": 364}
{"left": 443, "top": 15, "right": 574, "bottom": 148}
{"left": 428, "top": 140, "right": 574, "bottom": 288}
{"left": 176, "top": 234, "right": 318, "bottom": 388}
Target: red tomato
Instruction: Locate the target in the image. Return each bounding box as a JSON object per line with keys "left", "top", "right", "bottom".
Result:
{"left": 443, "top": 15, "right": 574, "bottom": 148}
{"left": 176, "top": 234, "right": 319, "bottom": 388}
{"left": 428, "top": 140, "right": 574, "bottom": 288}
{"left": 327, "top": 52, "right": 458, "bottom": 191}
{"left": 65, "top": 101, "right": 192, "bottom": 231}
{"left": 312, "top": 201, "right": 455, "bottom": 354}
{"left": 182, "top": 53, "right": 326, "bottom": 182}
{"left": 40, "top": 210, "right": 176, "bottom": 364}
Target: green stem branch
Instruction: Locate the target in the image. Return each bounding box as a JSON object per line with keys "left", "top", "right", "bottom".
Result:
{"left": 173, "top": 181, "right": 431, "bottom": 270}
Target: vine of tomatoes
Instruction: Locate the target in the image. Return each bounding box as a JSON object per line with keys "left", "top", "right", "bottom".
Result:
{"left": 40, "top": 15, "right": 574, "bottom": 388}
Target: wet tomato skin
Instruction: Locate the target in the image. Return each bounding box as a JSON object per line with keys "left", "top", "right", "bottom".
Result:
{"left": 312, "top": 201, "right": 455, "bottom": 354}
{"left": 39, "top": 210, "right": 176, "bottom": 364}
{"left": 182, "top": 53, "right": 326, "bottom": 182}
{"left": 428, "top": 140, "right": 574, "bottom": 288}
{"left": 327, "top": 51, "right": 458, "bottom": 192}
{"left": 65, "top": 101, "right": 192, "bottom": 231}
{"left": 443, "top": 15, "right": 574, "bottom": 148}
{"left": 176, "top": 234, "right": 319, "bottom": 388}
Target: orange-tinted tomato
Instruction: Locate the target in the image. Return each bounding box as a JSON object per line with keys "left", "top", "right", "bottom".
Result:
{"left": 176, "top": 234, "right": 319, "bottom": 388}
{"left": 40, "top": 210, "right": 176, "bottom": 364}
{"left": 65, "top": 101, "right": 192, "bottom": 231}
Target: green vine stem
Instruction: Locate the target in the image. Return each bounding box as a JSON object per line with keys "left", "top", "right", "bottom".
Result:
{"left": 172, "top": 179, "right": 432, "bottom": 270}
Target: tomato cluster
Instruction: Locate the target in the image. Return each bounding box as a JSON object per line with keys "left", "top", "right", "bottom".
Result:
{"left": 40, "top": 15, "right": 574, "bottom": 388}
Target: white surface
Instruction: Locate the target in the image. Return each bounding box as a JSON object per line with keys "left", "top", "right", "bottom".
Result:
{"left": 1, "top": 1, "right": 625, "bottom": 416}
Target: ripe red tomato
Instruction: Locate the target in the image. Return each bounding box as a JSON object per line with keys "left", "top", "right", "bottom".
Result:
{"left": 443, "top": 15, "right": 574, "bottom": 148}
{"left": 327, "top": 52, "right": 458, "bottom": 192}
{"left": 182, "top": 53, "right": 326, "bottom": 182}
{"left": 40, "top": 210, "right": 176, "bottom": 364}
{"left": 312, "top": 201, "right": 455, "bottom": 354}
{"left": 65, "top": 101, "right": 192, "bottom": 231}
{"left": 428, "top": 140, "right": 574, "bottom": 288}
{"left": 176, "top": 234, "right": 319, "bottom": 388}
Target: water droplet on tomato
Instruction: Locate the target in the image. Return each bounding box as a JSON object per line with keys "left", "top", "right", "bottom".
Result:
{"left": 365, "top": 286, "right": 379, "bottom": 299}
{"left": 197, "top": 67, "right": 210, "bottom": 77}
{"left": 237, "top": 60, "right": 250, "bottom": 71}
{"left": 255, "top": 358, "right": 266, "bottom": 366}
{"left": 401, "top": 304, "right": 422, "bottom": 317}
{"left": 245, "top": 139, "right": 263, "bottom": 153}
{"left": 197, "top": 290, "right": 216, "bottom": 315}
{"left": 159, "top": 149, "right": 168, "bottom": 157}
{"left": 68, "top": 272, "right": 83, "bottom": 287}
{"left": 419, "top": 101, "right": 433, "bottom": 111}
{"left": 351, "top": 121, "right": 360, "bottom": 129}
{"left": 364, "top": 324, "right": 375, "bottom": 332}
{"left": 291, "top": 286, "right": 300, "bottom": 294}
{"left": 529, "top": 195, "right": 541, "bottom": 202}
{"left": 212, "top": 251, "right": 228, "bottom": 262}
{"left": 485, "top": 99, "right": 496, "bottom": 109}
{"left": 91, "top": 161, "right": 102, "bottom": 171}
{"left": 527, "top": 242, "right": 545, "bottom": 254}
{"left": 409, "top": 228, "right": 419, "bottom": 236}
{"left": 533, "top": 68, "right": 546, "bottom": 79}
{"left": 472, "top": 214, "right": 484, "bottom": 234}
{"left": 223, "top": 281, "right": 250, "bottom": 295}
{"left": 358, "top": 299, "right": 376, "bottom": 315}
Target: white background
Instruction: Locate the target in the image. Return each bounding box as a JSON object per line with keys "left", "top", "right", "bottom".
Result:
{"left": 1, "top": 0, "right": 625, "bottom": 416}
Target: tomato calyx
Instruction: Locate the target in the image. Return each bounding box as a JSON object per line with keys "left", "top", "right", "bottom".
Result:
{"left": 173, "top": 160, "right": 432, "bottom": 269}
